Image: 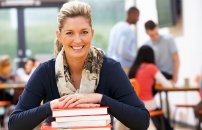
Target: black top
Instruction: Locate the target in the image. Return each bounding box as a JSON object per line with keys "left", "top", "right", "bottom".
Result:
{"left": 8, "top": 56, "right": 150, "bottom": 130}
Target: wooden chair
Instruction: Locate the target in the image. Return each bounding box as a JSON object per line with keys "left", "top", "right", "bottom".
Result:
{"left": 0, "top": 101, "right": 12, "bottom": 128}
{"left": 0, "top": 101, "right": 11, "bottom": 107}
{"left": 129, "top": 78, "right": 165, "bottom": 129}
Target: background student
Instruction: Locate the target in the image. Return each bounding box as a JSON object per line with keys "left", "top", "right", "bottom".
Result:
{"left": 128, "top": 45, "right": 173, "bottom": 130}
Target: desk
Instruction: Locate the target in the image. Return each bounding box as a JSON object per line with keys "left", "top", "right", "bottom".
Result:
{"left": 0, "top": 84, "right": 25, "bottom": 89}
{"left": 0, "top": 84, "right": 25, "bottom": 103}
{"left": 155, "top": 85, "right": 199, "bottom": 123}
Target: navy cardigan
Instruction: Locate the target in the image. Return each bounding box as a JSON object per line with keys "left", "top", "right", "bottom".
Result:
{"left": 8, "top": 56, "right": 150, "bottom": 130}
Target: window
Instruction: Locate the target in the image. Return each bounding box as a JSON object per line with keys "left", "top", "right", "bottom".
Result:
{"left": 0, "top": 8, "right": 18, "bottom": 60}
{"left": 24, "top": 7, "right": 58, "bottom": 59}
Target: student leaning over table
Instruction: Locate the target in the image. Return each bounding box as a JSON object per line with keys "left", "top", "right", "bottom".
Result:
{"left": 8, "top": 1, "right": 150, "bottom": 130}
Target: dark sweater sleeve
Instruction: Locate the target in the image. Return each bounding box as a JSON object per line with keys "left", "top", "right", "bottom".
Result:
{"left": 8, "top": 64, "right": 52, "bottom": 130}
{"left": 100, "top": 62, "right": 150, "bottom": 130}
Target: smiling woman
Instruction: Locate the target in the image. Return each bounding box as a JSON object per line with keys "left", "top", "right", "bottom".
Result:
{"left": 8, "top": 1, "right": 150, "bottom": 130}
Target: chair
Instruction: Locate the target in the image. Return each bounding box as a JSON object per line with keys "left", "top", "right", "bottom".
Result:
{"left": 0, "top": 101, "right": 11, "bottom": 107}
{"left": 0, "top": 101, "right": 12, "bottom": 129}
{"left": 173, "top": 75, "right": 201, "bottom": 127}
{"left": 129, "top": 78, "right": 165, "bottom": 129}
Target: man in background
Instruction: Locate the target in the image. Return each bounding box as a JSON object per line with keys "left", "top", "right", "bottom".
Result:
{"left": 144, "top": 20, "right": 180, "bottom": 84}
{"left": 107, "top": 7, "right": 139, "bottom": 75}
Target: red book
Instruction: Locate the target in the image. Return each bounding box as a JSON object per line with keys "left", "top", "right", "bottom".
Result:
{"left": 41, "top": 124, "right": 112, "bottom": 130}
{"left": 52, "top": 107, "right": 108, "bottom": 117}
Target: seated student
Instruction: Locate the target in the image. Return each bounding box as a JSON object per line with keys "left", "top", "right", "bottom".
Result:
{"left": 0, "top": 55, "right": 14, "bottom": 83}
{"left": 144, "top": 20, "right": 180, "bottom": 84}
{"left": 8, "top": 1, "right": 150, "bottom": 130}
{"left": 30, "top": 59, "right": 41, "bottom": 75}
{"left": 128, "top": 45, "right": 173, "bottom": 130}
{"left": 0, "top": 55, "right": 14, "bottom": 101}
{"left": 16, "top": 59, "right": 35, "bottom": 82}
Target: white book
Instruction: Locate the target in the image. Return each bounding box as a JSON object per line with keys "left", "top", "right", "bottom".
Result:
{"left": 56, "top": 115, "right": 110, "bottom": 122}
{"left": 51, "top": 120, "right": 111, "bottom": 128}
{"left": 52, "top": 107, "right": 108, "bottom": 117}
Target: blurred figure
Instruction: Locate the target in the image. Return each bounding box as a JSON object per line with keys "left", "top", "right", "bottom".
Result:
{"left": 0, "top": 55, "right": 14, "bottom": 101}
{"left": 108, "top": 7, "right": 139, "bottom": 130}
{"left": 16, "top": 59, "right": 35, "bottom": 82}
{"left": 30, "top": 59, "right": 41, "bottom": 74}
{"left": 107, "top": 7, "right": 139, "bottom": 75}
{"left": 194, "top": 72, "right": 202, "bottom": 130}
{"left": 128, "top": 45, "right": 173, "bottom": 130}
{"left": 0, "top": 55, "right": 14, "bottom": 83}
{"left": 144, "top": 20, "right": 180, "bottom": 84}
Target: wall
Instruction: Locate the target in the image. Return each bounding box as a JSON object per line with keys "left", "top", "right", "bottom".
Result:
{"left": 136, "top": 0, "right": 202, "bottom": 126}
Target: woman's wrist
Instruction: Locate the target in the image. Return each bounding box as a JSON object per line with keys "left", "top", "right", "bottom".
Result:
{"left": 97, "top": 94, "right": 103, "bottom": 103}
{"left": 50, "top": 99, "right": 59, "bottom": 109}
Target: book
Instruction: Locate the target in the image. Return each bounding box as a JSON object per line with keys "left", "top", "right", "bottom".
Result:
{"left": 52, "top": 107, "right": 108, "bottom": 117}
{"left": 56, "top": 114, "right": 110, "bottom": 122}
{"left": 52, "top": 119, "right": 111, "bottom": 128}
{"left": 41, "top": 124, "right": 112, "bottom": 130}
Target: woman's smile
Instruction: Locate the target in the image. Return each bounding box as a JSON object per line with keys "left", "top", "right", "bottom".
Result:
{"left": 70, "top": 45, "right": 85, "bottom": 51}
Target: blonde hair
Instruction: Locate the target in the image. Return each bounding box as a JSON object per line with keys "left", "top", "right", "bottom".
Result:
{"left": 0, "top": 55, "right": 11, "bottom": 69}
{"left": 54, "top": 1, "right": 92, "bottom": 58}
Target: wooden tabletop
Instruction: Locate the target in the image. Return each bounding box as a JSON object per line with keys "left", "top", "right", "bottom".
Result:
{"left": 155, "top": 84, "right": 200, "bottom": 91}
{"left": 0, "top": 83, "right": 25, "bottom": 89}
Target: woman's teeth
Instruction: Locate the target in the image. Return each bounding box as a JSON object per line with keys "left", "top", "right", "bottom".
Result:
{"left": 72, "top": 46, "right": 83, "bottom": 50}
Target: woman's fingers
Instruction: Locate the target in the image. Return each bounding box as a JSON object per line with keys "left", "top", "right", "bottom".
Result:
{"left": 59, "top": 94, "right": 102, "bottom": 108}
{"left": 63, "top": 96, "right": 78, "bottom": 108}
{"left": 68, "top": 103, "right": 100, "bottom": 108}
{"left": 59, "top": 95, "right": 68, "bottom": 101}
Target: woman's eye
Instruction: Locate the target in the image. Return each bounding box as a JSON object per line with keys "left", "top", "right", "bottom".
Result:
{"left": 82, "top": 31, "right": 88, "bottom": 34}
{"left": 66, "top": 32, "right": 72, "bottom": 35}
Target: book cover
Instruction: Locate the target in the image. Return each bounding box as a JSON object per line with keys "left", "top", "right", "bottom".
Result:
{"left": 56, "top": 114, "right": 110, "bottom": 122}
{"left": 52, "top": 119, "right": 110, "bottom": 128}
{"left": 41, "top": 124, "right": 112, "bottom": 130}
{"left": 52, "top": 107, "right": 108, "bottom": 117}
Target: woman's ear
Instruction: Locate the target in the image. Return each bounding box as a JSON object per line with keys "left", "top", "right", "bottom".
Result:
{"left": 56, "top": 30, "right": 62, "bottom": 43}
{"left": 91, "top": 29, "right": 94, "bottom": 38}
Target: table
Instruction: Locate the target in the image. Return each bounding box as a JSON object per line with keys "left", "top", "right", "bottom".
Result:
{"left": 155, "top": 85, "right": 199, "bottom": 123}
{"left": 0, "top": 83, "right": 25, "bottom": 103}
{"left": 0, "top": 83, "right": 25, "bottom": 89}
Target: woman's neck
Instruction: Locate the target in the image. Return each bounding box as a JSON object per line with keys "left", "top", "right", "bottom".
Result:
{"left": 66, "top": 56, "right": 86, "bottom": 75}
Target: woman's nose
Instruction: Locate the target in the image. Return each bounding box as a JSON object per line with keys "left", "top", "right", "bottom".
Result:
{"left": 74, "top": 34, "right": 82, "bottom": 43}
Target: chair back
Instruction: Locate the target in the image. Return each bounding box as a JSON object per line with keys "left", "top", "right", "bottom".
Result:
{"left": 129, "top": 78, "right": 140, "bottom": 96}
{"left": 195, "top": 75, "right": 202, "bottom": 101}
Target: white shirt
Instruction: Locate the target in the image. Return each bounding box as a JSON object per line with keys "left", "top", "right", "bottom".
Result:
{"left": 107, "top": 21, "right": 136, "bottom": 67}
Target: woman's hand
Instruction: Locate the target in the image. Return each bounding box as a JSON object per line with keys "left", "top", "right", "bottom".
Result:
{"left": 59, "top": 93, "right": 103, "bottom": 108}
{"left": 50, "top": 99, "right": 64, "bottom": 109}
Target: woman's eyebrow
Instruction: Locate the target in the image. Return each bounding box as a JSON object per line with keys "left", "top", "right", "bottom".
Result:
{"left": 64, "top": 28, "right": 89, "bottom": 32}
{"left": 64, "top": 29, "right": 73, "bottom": 32}
{"left": 81, "top": 28, "right": 90, "bottom": 31}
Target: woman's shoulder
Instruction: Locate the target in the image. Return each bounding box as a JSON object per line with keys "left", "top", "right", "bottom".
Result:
{"left": 34, "top": 58, "right": 56, "bottom": 74}
{"left": 103, "top": 56, "right": 120, "bottom": 67}
{"left": 40, "top": 58, "right": 56, "bottom": 68}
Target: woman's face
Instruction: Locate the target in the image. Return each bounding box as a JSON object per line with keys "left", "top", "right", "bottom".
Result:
{"left": 1, "top": 65, "right": 11, "bottom": 75}
{"left": 25, "top": 60, "right": 34, "bottom": 74}
{"left": 56, "top": 16, "right": 94, "bottom": 61}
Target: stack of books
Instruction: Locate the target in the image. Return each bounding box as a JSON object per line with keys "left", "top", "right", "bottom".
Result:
{"left": 41, "top": 106, "right": 112, "bottom": 130}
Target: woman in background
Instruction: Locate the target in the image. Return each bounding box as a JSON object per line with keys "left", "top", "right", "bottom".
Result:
{"left": 0, "top": 55, "right": 14, "bottom": 83}
{"left": 16, "top": 59, "right": 35, "bottom": 82}
{"left": 0, "top": 55, "right": 14, "bottom": 101}
{"left": 128, "top": 45, "right": 173, "bottom": 130}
